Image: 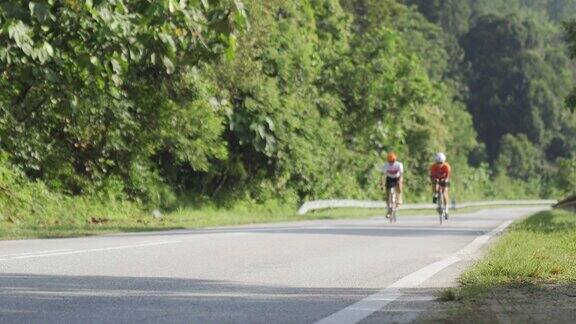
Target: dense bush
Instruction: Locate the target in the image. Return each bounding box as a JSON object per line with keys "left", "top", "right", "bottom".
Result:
{"left": 0, "top": 152, "right": 143, "bottom": 228}
{"left": 0, "top": 1, "right": 245, "bottom": 204}
{"left": 0, "top": 0, "right": 575, "bottom": 218}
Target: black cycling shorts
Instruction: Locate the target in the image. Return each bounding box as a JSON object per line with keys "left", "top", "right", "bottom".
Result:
{"left": 434, "top": 179, "right": 450, "bottom": 187}
{"left": 385, "top": 177, "right": 400, "bottom": 189}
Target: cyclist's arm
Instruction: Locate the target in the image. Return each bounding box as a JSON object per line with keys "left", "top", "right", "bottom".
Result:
{"left": 429, "top": 165, "right": 436, "bottom": 183}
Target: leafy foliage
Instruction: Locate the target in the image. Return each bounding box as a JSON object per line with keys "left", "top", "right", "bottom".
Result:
{"left": 496, "top": 134, "right": 542, "bottom": 181}
{"left": 158, "top": 0, "right": 484, "bottom": 203}
{"left": 400, "top": 0, "right": 576, "bottom": 197}
{"left": 461, "top": 14, "right": 573, "bottom": 160}
{"left": 0, "top": 0, "right": 245, "bottom": 204}
{"left": 405, "top": 0, "right": 471, "bottom": 36}
{"left": 473, "top": 0, "right": 576, "bottom": 23}
{"left": 565, "top": 20, "right": 576, "bottom": 114}
{"left": 1, "top": 0, "right": 575, "bottom": 222}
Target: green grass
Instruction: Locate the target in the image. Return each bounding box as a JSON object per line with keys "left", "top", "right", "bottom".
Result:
{"left": 457, "top": 209, "right": 576, "bottom": 298}
{"left": 0, "top": 204, "right": 383, "bottom": 240}
{"left": 423, "top": 209, "right": 576, "bottom": 323}
{"left": 437, "top": 287, "right": 462, "bottom": 301}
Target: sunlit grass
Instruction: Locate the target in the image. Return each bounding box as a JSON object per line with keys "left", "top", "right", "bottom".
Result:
{"left": 0, "top": 206, "right": 390, "bottom": 240}
{"left": 457, "top": 209, "right": 576, "bottom": 298}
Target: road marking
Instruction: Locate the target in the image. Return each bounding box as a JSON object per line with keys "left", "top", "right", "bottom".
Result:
{"left": 185, "top": 225, "right": 483, "bottom": 236}
{"left": 457, "top": 220, "right": 513, "bottom": 256}
{"left": 315, "top": 220, "right": 514, "bottom": 324}
{"left": 0, "top": 249, "right": 72, "bottom": 258}
{"left": 0, "top": 241, "right": 181, "bottom": 261}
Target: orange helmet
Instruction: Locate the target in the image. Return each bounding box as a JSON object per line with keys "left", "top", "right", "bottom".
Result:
{"left": 387, "top": 152, "right": 397, "bottom": 162}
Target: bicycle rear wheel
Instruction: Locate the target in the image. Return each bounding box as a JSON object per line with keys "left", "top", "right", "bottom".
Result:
{"left": 437, "top": 197, "right": 444, "bottom": 224}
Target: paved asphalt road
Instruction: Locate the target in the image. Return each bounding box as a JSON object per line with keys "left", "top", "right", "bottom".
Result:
{"left": 0, "top": 207, "right": 546, "bottom": 323}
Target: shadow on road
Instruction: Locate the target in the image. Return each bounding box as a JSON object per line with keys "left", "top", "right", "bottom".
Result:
{"left": 0, "top": 273, "right": 380, "bottom": 323}
{"left": 0, "top": 272, "right": 462, "bottom": 323}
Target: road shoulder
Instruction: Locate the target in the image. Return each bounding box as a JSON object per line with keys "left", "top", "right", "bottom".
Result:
{"left": 419, "top": 209, "right": 576, "bottom": 323}
{"left": 419, "top": 283, "right": 576, "bottom": 323}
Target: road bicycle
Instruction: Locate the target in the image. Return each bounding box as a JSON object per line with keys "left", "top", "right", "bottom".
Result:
{"left": 435, "top": 184, "right": 448, "bottom": 224}
{"left": 387, "top": 186, "right": 398, "bottom": 223}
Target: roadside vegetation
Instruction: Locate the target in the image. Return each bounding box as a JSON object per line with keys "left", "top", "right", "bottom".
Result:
{"left": 0, "top": 1, "right": 575, "bottom": 238}
{"left": 0, "top": 200, "right": 392, "bottom": 240}
{"left": 427, "top": 209, "right": 576, "bottom": 322}
{"left": 461, "top": 209, "right": 576, "bottom": 291}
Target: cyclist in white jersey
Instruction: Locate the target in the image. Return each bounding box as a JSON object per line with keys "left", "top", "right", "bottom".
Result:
{"left": 380, "top": 152, "right": 404, "bottom": 216}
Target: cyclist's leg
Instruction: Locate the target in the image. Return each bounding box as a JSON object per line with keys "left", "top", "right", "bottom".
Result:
{"left": 385, "top": 187, "right": 390, "bottom": 207}
{"left": 385, "top": 178, "right": 391, "bottom": 217}
{"left": 396, "top": 180, "right": 402, "bottom": 206}
{"left": 439, "top": 182, "right": 448, "bottom": 211}
{"left": 444, "top": 186, "right": 450, "bottom": 213}
{"left": 432, "top": 180, "right": 439, "bottom": 202}
{"left": 437, "top": 186, "right": 443, "bottom": 204}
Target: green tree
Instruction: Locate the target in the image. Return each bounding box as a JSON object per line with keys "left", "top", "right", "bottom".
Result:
{"left": 404, "top": 0, "right": 471, "bottom": 36}
{"left": 554, "top": 158, "right": 576, "bottom": 195}
{"left": 335, "top": 0, "right": 479, "bottom": 199}
{"left": 565, "top": 20, "right": 576, "bottom": 113}
{"left": 461, "top": 14, "right": 573, "bottom": 161}
{"left": 496, "top": 134, "right": 542, "bottom": 181}
{"left": 401, "top": 0, "right": 471, "bottom": 96}
{"left": 186, "top": 0, "right": 358, "bottom": 201}
{"left": 0, "top": 1, "right": 245, "bottom": 203}
{"left": 473, "top": 0, "right": 576, "bottom": 23}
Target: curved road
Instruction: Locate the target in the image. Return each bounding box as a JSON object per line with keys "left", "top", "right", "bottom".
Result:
{"left": 0, "top": 207, "right": 545, "bottom": 323}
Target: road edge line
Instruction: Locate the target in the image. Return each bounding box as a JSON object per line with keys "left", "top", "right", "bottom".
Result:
{"left": 314, "top": 220, "right": 515, "bottom": 324}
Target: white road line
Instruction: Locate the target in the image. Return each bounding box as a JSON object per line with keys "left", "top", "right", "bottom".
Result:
{"left": 0, "top": 249, "right": 72, "bottom": 258}
{"left": 0, "top": 240, "right": 181, "bottom": 261}
{"left": 189, "top": 225, "right": 481, "bottom": 235}
{"left": 315, "top": 220, "right": 515, "bottom": 324}
{"left": 457, "top": 220, "right": 513, "bottom": 256}
{"left": 303, "top": 226, "right": 483, "bottom": 232}
{"left": 389, "top": 256, "right": 461, "bottom": 289}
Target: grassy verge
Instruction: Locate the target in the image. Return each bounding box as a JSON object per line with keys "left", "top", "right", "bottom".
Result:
{"left": 460, "top": 209, "right": 576, "bottom": 295}
{"left": 0, "top": 204, "right": 386, "bottom": 240}
{"left": 425, "top": 209, "right": 576, "bottom": 322}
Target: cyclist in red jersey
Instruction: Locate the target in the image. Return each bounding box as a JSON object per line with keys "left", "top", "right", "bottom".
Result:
{"left": 430, "top": 152, "right": 451, "bottom": 215}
